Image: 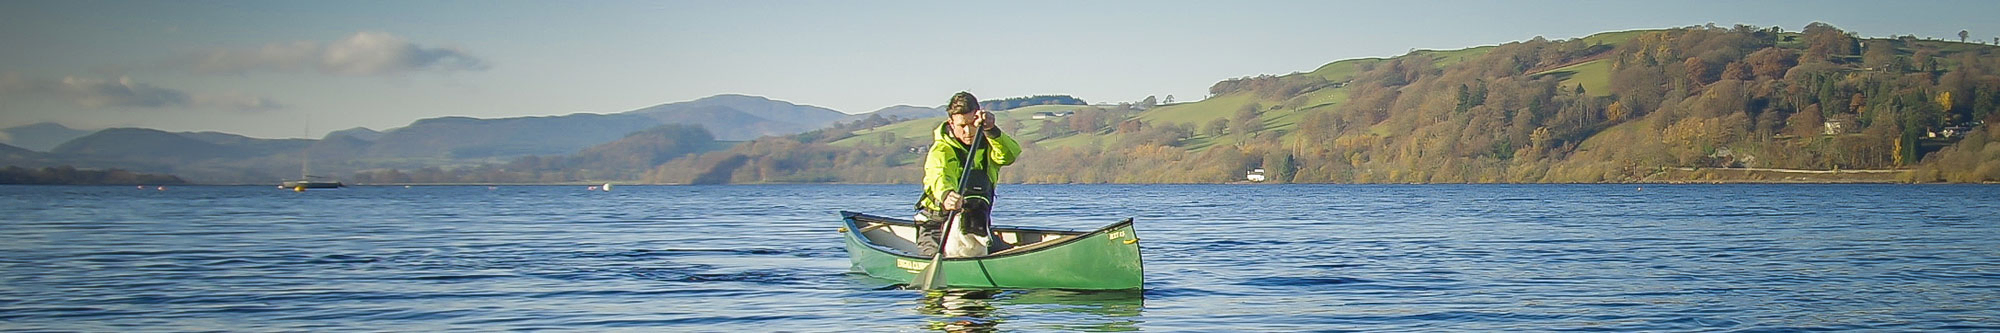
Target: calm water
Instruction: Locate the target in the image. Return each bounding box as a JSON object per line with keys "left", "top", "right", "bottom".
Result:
{"left": 1, "top": 184, "right": 1996, "bottom": 331}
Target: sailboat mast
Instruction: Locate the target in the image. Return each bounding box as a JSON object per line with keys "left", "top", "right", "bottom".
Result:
{"left": 301, "top": 117, "right": 310, "bottom": 179}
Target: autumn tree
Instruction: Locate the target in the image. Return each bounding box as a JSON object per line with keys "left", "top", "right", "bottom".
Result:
{"left": 1801, "top": 22, "right": 1857, "bottom": 63}
{"left": 1233, "top": 103, "right": 1265, "bottom": 136}
{"left": 1721, "top": 61, "right": 1753, "bottom": 81}
{"left": 1745, "top": 47, "right": 1798, "bottom": 79}
{"left": 1862, "top": 40, "right": 1897, "bottom": 71}
{"left": 1038, "top": 119, "right": 1072, "bottom": 139}
{"left": 1684, "top": 57, "right": 1717, "bottom": 85}
{"left": 1068, "top": 108, "right": 1109, "bottom": 134}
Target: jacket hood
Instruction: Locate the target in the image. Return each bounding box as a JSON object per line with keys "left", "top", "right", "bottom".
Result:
{"left": 932, "top": 121, "right": 969, "bottom": 150}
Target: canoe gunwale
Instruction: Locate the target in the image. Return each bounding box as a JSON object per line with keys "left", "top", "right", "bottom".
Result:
{"left": 839, "top": 210, "right": 1135, "bottom": 261}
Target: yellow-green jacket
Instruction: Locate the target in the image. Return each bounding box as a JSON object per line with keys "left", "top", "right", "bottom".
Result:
{"left": 920, "top": 121, "right": 1021, "bottom": 211}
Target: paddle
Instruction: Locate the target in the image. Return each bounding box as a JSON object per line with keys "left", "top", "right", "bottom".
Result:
{"left": 912, "top": 121, "right": 988, "bottom": 290}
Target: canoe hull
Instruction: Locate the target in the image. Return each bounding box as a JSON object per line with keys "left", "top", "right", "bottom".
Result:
{"left": 840, "top": 211, "right": 1142, "bottom": 290}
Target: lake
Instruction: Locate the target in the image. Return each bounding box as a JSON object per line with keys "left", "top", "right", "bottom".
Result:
{"left": 1, "top": 184, "right": 1996, "bottom": 331}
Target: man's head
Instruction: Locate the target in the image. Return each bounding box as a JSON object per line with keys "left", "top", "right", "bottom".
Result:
{"left": 945, "top": 92, "right": 984, "bottom": 143}
{"left": 947, "top": 92, "right": 979, "bottom": 115}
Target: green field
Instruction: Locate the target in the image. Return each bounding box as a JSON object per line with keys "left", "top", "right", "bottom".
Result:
{"left": 1579, "top": 29, "right": 1647, "bottom": 45}
{"left": 1307, "top": 58, "right": 1386, "bottom": 82}
{"left": 1530, "top": 59, "right": 1612, "bottom": 97}
{"left": 831, "top": 105, "right": 1090, "bottom": 148}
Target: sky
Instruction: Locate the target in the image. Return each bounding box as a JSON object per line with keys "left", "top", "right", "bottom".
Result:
{"left": 4, "top": 0, "right": 1999, "bottom": 139}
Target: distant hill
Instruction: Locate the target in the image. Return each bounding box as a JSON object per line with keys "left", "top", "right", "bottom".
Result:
{"left": 325, "top": 127, "right": 382, "bottom": 141}
{"left": 347, "top": 124, "right": 729, "bottom": 184}
{"left": 54, "top": 128, "right": 281, "bottom": 161}
{"left": 0, "top": 122, "right": 94, "bottom": 152}
{"left": 0, "top": 142, "right": 39, "bottom": 158}
{"left": 638, "top": 105, "right": 781, "bottom": 139}
{"left": 308, "top": 133, "right": 375, "bottom": 163}
{"left": 844, "top": 105, "right": 942, "bottom": 124}
{"left": 177, "top": 131, "right": 314, "bottom": 156}
{"left": 620, "top": 94, "right": 849, "bottom": 140}
{"left": 359, "top": 94, "right": 845, "bottom": 159}
{"left": 649, "top": 23, "right": 2000, "bottom": 184}
{"left": 0, "top": 94, "right": 853, "bottom": 183}
{"left": 364, "top": 113, "right": 663, "bottom": 158}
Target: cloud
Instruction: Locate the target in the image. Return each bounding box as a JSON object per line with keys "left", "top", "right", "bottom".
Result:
{"left": 192, "top": 93, "right": 286, "bottom": 112}
{"left": 191, "top": 31, "right": 488, "bottom": 76}
{"left": 58, "top": 76, "right": 191, "bottom": 108}
{"left": 1, "top": 73, "right": 282, "bottom": 112}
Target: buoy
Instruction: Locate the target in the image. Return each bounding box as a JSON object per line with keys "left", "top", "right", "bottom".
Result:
{"left": 602, "top": 183, "right": 612, "bottom": 192}
{"left": 158, "top": 186, "right": 167, "bottom": 191}
{"left": 294, "top": 186, "right": 305, "bottom": 192}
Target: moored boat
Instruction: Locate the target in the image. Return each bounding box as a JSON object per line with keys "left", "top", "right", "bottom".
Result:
{"left": 280, "top": 120, "right": 343, "bottom": 190}
{"left": 839, "top": 211, "right": 1142, "bottom": 290}
{"left": 280, "top": 178, "right": 344, "bottom": 189}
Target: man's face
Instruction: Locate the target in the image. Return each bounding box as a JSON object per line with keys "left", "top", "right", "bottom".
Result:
{"left": 949, "top": 112, "right": 978, "bottom": 129}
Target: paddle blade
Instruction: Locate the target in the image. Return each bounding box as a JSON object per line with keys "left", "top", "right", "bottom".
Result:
{"left": 911, "top": 211, "right": 961, "bottom": 290}
{"left": 911, "top": 254, "right": 947, "bottom": 290}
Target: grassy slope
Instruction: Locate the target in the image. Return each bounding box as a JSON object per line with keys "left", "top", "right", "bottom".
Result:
{"left": 1414, "top": 46, "right": 1496, "bottom": 68}
{"left": 834, "top": 29, "right": 1643, "bottom": 156}
{"left": 1532, "top": 59, "right": 1613, "bottom": 97}
{"left": 831, "top": 105, "right": 1089, "bottom": 147}
{"left": 1579, "top": 29, "right": 1647, "bottom": 45}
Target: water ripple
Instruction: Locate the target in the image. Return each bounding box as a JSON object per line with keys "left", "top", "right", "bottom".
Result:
{"left": 0, "top": 184, "right": 1996, "bottom": 331}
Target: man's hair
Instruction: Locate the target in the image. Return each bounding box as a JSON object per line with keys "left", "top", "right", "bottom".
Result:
{"left": 947, "top": 92, "right": 979, "bottom": 114}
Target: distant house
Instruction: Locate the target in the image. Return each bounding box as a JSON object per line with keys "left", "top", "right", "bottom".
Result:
{"left": 1030, "top": 111, "right": 1073, "bottom": 120}
{"left": 1940, "top": 126, "right": 1971, "bottom": 138}
{"left": 1823, "top": 114, "right": 1858, "bottom": 135}
{"left": 1246, "top": 168, "right": 1267, "bottom": 182}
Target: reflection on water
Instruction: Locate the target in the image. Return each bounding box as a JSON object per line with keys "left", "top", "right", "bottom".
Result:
{"left": 919, "top": 290, "right": 1002, "bottom": 332}
{"left": 916, "top": 289, "right": 1143, "bottom": 332}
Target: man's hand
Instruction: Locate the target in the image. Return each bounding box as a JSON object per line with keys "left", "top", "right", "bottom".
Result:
{"left": 941, "top": 191, "right": 964, "bottom": 210}
{"left": 976, "top": 110, "right": 996, "bottom": 131}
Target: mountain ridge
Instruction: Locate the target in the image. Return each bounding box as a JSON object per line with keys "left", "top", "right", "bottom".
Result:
{"left": 0, "top": 122, "right": 95, "bottom": 152}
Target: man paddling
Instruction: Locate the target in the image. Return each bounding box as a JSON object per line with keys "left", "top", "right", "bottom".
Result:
{"left": 916, "top": 91, "right": 1022, "bottom": 258}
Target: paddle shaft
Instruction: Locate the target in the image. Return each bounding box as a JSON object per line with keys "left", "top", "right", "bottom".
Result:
{"left": 915, "top": 124, "right": 988, "bottom": 290}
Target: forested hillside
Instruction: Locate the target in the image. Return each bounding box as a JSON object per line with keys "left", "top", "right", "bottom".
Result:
{"left": 348, "top": 124, "right": 722, "bottom": 184}
{"left": 656, "top": 23, "right": 2000, "bottom": 184}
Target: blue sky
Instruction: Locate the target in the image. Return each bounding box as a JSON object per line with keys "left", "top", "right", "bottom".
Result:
{"left": 4, "top": 0, "right": 1998, "bottom": 139}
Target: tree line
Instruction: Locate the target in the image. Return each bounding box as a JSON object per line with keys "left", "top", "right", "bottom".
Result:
{"left": 0, "top": 166, "right": 187, "bottom": 185}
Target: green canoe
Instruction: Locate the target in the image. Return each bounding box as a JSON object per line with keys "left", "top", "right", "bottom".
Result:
{"left": 839, "top": 211, "right": 1143, "bottom": 290}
